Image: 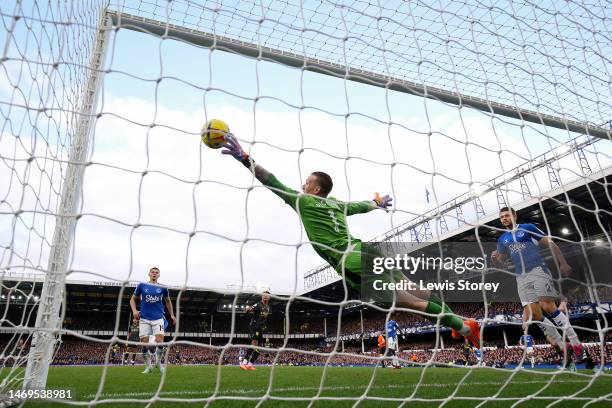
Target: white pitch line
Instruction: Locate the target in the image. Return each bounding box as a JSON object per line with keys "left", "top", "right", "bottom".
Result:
{"left": 83, "top": 380, "right": 593, "bottom": 400}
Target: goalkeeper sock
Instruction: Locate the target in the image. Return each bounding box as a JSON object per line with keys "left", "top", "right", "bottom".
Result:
{"left": 548, "top": 309, "right": 581, "bottom": 346}
{"left": 536, "top": 317, "right": 564, "bottom": 349}
{"left": 250, "top": 350, "right": 260, "bottom": 364}
{"left": 425, "top": 301, "right": 464, "bottom": 331}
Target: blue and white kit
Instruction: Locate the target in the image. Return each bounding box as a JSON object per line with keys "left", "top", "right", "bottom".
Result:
{"left": 134, "top": 282, "right": 169, "bottom": 337}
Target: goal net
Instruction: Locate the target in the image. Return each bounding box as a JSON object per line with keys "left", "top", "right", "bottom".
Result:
{"left": 0, "top": 0, "right": 611, "bottom": 406}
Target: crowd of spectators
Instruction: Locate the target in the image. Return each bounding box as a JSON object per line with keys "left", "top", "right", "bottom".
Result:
{"left": 29, "top": 301, "right": 605, "bottom": 342}
{"left": 2, "top": 332, "right": 611, "bottom": 368}
{"left": 0, "top": 337, "right": 599, "bottom": 368}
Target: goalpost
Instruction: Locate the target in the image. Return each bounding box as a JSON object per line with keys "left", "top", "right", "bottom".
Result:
{"left": 21, "top": 11, "right": 112, "bottom": 389}
{"left": 1, "top": 0, "right": 610, "bottom": 405}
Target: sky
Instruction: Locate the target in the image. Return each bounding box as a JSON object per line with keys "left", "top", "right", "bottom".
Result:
{"left": 1, "top": 0, "right": 610, "bottom": 295}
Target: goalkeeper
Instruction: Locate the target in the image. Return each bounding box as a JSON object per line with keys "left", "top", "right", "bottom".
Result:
{"left": 222, "top": 135, "right": 480, "bottom": 347}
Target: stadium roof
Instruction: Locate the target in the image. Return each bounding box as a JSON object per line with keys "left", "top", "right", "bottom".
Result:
{"left": 2, "top": 170, "right": 608, "bottom": 316}
{"left": 0, "top": 279, "right": 343, "bottom": 317}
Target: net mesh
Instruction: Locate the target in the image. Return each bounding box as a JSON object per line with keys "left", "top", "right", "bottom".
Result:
{"left": 0, "top": 0, "right": 104, "bottom": 396}
{"left": 115, "top": 0, "right": 611, "bottom": 127}
{"left": 0, "top": 0, "right": 611, "bottom": 406}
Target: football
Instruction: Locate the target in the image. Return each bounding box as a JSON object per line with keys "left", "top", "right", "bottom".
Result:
{"left": 201, "top": 118, "right": 229, "bottom": 149}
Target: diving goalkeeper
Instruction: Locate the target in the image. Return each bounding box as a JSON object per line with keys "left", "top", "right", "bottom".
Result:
{"left": 222, "top": 134, "right": 480, "bottom": 347}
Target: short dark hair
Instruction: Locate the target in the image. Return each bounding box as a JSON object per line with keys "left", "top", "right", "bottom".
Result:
{"left": 311, "top": 171, "right": 333, "bottom": 196}
{"left": 149, "top": 267, "right": 160, "bottom": 273}
{"left": 263, "top": 290, "right": 270, "bottom": 294}
{"left": 499, "top": 207, "right": 517, "bottom": 215}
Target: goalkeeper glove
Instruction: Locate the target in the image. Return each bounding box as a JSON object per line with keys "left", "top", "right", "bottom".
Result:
{"left": 222, "top": 134, "right": 252, "bottom": 168}
{"left": 373, "top": 192, "right": 392, "bottom": 210}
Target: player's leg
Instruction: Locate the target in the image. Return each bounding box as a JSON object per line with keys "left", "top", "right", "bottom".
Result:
{"left": 248, "top": 335, "right": 262, "bottom": 370}
{"left": 528, "top": 267, "right": 583, "bottom": 361}
{"left": 388, "top": 337, "right": 400, "bottom": 368}
{"left": 539, "top": 297, "right": 583, "bottom": 361}
{"left": 139, "top": 318, "right": 153, "bottom": 373}
{"left": 344, "top": 243, "right": 480, "bottom": 347}
{"left": 385, "top": 348, "right": 394, "bottom": 367}
{"left": 523, "top": 303, "right": 564, "bottom": 349}
{"left": 153, "top": 319, "right": 166, "bottom": 371}
{"left": 517, "top": 273, "right": 568, "bottom": 357}
{"left": 242, "top": 338, "right": 259, "bottom": 371}
{"left": 140, "top": 337, "right": 152, "bottom": 373}
{"left": 394, "top": 289, "right": 481, "bottom": 347}
{"left": 242, "top": 340, "right": 254, "bottom": 367}
{"left": 377, "top": 346, "right": 386, "bottom": 367}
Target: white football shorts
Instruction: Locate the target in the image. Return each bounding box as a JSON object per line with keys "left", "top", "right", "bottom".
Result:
{"left": 139, "top": 317, "right": 165, "bottom": 337}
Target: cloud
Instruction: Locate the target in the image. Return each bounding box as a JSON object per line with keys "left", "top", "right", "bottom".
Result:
{"left": 2, "top": 90, "right": 611, "bottom": 294}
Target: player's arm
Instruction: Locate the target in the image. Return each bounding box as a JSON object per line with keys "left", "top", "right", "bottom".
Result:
{"left": 519, "top": 223, "right": 571, "bottom": 275}
{"left": 538, "top": 235, "right": 572, "bottom": 276}
{"left": 345, "top": 193, "right": 393, "bottom": 215}
{"left": 222, "top": 134, "right": 299, "bottom": 207}
{"left": 130, "top": 284, "right": 141, "bottom": 320}
{"left": 164, "top": 290, "right": 176, "bottom": 324}
{"left": 491, "top": 240, "right": 508, "bottom": 267}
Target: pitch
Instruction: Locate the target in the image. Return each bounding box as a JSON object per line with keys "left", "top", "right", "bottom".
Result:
{"left": 7, "top": 365, "right": 611, "bottom": 407}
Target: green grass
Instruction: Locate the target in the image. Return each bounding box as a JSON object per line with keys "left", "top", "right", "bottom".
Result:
{"left": 4, "top": 365, "right": 612, "bottom": 407}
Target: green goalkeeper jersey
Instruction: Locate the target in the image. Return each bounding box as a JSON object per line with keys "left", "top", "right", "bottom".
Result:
{"left": 262, "top": 174, "right": 375, "bottom": 272}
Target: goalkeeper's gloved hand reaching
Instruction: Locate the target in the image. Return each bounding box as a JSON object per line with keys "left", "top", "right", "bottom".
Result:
{"left": 222, "top": 134, "right": 251, "bottom": 167}
{"left": 373, "top": 192, "right": 393, "bottom": 211}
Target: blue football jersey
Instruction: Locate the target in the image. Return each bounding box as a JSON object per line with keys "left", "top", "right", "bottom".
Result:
{"left": 134, "top": 282, "right": 169, "bottom": 320}
{"left": 497, "top": 223, "right": 547, "bottom": 274}
{"left": 520, "top": 335, "right": 534, "bottom": 348}
{"left": 386, "top": 320, "right": 399, "bottom": 339}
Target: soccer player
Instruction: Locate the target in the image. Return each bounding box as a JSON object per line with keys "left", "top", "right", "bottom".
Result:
{"left": 222, "top": 135, "right": 480, "bottom": 347}
{"left": 474, "top": 347, "right": 483, "bottom": 366}
{"left": 124, "top": 318, "right": 140, "bottom": 366}
{"left": 130, "top": 267, "right": 176, "bottom": 374}
{"left": 240, "top": 291, "right": 271, "bottom": 371}
{"left": 174, "top": 347, "right": 181, "bottom": 365}
{"left": 111, "top": 343, "right": 120, "bottom": 364}
{"left": 462, "top": 339, "right": 472, "bottom": 366}
{"left": 377, "top": 333, "right": 387, "bottom": 366}
{"left": 491, "top": 207, "right": 584, "bottom": 363}
{"left": 386, "top": 318, "right": 401, "bottom": 368}
{"left": 519, "top": 333, "right": 536, "bottom": 368}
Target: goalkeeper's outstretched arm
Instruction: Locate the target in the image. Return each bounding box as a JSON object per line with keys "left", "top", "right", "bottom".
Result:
{"left": 222, "top": 134, "right": 299, "bottom": 206}
{"left": 222, "top": 134, "right": 393, "bottom": 210}
{"left": 221, "top": 134, "right": 270, "bottom": 183}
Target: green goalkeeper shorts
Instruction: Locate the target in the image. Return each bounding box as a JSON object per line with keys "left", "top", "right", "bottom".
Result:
{"left": 335, "top": 242, "right": 405, "bottom": 293}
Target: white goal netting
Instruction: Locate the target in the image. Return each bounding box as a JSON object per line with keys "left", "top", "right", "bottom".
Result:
{"left": 0, "top": 0, "right": 611, "bottom": 406}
